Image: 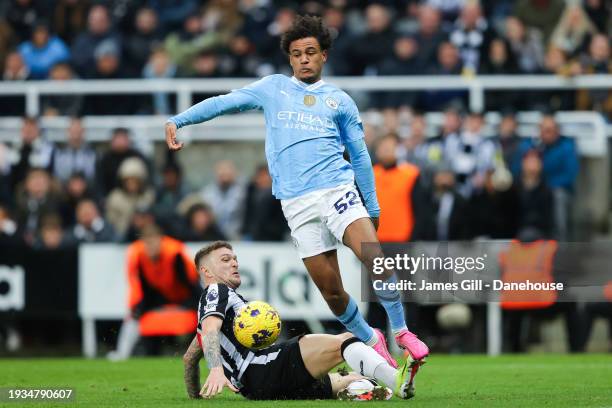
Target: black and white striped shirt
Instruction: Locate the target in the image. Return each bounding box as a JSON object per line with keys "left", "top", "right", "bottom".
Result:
{"left": 197, "top": 283, "right": 281, "bottom": 389}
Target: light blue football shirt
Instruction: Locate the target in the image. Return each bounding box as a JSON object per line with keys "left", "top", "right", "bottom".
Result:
{"left": 168, "top": 74, "right": 380, "bottom": 217}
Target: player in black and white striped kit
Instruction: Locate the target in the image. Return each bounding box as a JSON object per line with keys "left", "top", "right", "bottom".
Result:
{"left": 183, "top": 241, "right": 420, "bottom": 401}
{"left": 195, "top": 281, "right": 251, "bottom": 388}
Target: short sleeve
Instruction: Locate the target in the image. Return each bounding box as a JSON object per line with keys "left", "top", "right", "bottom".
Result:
{"left": 198, "top": 283, "right": 229, "bottom": 324}
{"left": 338, "top": 93, "right": 365, "bottom": 143}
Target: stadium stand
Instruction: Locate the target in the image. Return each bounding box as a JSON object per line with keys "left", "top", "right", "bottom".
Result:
{"left": 0, "top": 0, "right": 611, "bottom": 356}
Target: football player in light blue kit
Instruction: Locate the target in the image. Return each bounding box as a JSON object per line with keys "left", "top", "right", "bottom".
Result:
{"left": 165, "top": 15, "right": 428, "bottom": 376}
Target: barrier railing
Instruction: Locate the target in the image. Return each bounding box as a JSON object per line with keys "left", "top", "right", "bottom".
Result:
{"left": 1, "top": 74, "right": 611, "bottom": 115}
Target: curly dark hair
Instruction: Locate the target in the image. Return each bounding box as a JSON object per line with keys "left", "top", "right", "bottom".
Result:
{"left": 280, "top": 15, "right": 332, "bottom": 55}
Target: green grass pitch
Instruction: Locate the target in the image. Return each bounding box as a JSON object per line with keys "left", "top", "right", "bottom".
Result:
{"left": 1, "top": 354, "right": 611, "bottom": 407}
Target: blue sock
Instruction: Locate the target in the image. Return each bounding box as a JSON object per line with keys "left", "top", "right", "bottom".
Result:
{"left": 374, "top": 274, "right": 407, "bottom": 333}
{"left": 337, "top": 296, "right": 375, "bottom": 344}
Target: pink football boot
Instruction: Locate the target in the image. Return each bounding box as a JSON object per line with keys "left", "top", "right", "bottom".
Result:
{"left": 372, "top": 328, "right": 398, "bottom": 368}
{"left": 395, "top": 329, "right": 429, "bottom": 361}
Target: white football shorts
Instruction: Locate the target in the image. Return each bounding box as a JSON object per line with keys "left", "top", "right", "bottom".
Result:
{"left": 281, "top": 183, "right": 370, "bottom": 258}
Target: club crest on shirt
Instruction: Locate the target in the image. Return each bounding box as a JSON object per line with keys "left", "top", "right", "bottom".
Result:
{"left": 303, "top": 95, "right": 316, "bottom": 106}
{"left": 325, "top": 97, "right": 338, "bottom": 110}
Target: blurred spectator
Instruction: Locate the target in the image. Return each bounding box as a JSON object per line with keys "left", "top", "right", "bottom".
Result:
{"left": 480, "top": 38, "right": 520, "bottom": 110}
{"left": 401, "top": 115, "right": 432, "bottom": 170}
{"left": 576, "top": 34, "right": 612, "bottom": 119}
{"left": 124, "top": 207, "right": 157, "bottom": 243}
{"left": 189, "top": 50, "right": 222, "bottom": 78}
{"left": 256, "top": 8, "right": 296, "bottom": 77}
{"left": 411, "top": 5, "right": 447, "bottom": 72}
{"left": 52, "top": 117, "right": 96, "bottom": 183}
{"left": 9, "top": 117, "right": 55, "bottom": 192}
{"left": 550, "top": 3, "right": 598, "bottom": 58}
{"left": 108, "top": 223, "right": 199, "bottom": 360}
{"left": 33, "top": 213, "right": 73, "bottom": 249}
{"left": 495, "top": 112, "right": 522, "bottom": 171}
{"left": 70, "top": 198, "right": 117, "bottom": 243}
{"left": 373, "top": 134, "right": 421, "bottom": 242}
{"left": 223, "top": 34, "right": 261, "bottom": 77}
{"left": 237, "top": 0, "right": 275, "bottom": 53}
{"left": 582, "top": 0, "right": 610, "bottom": 33}
{"left": 449, "top": 2, "right": 492, "bottom": 74}
{"left": 105, "top": 0, "right": 143, "bottom": 35}
{"left": 542, "top": 47, "right": 580, "bottom": 110}
{"left": 164, "top": 12, "right": 224, "bottom": 75}
{"left": 201, "top": 0, "right": 243, "bottom": 40}
{"left": 15, "top": 168, "right": 62, "bottom": 245}
{"left": 479, "top": 38, "right": 518, "bottom": 74}
{"left": 469, "top": 168, "right": 519, "bottom": 239}
{"left": 374, "top": 36, "right": 420, "bottom": 108}
{"left": 446, "top": 112, "right": 499, "bottom": 198}
{"left": 543, "top": 47, "right": 580, "bottom": 77}
{"left": 18, "top": 22, "right": 70, "bottom": 79}
{"left": 97, "top": 128, "right": 148, "bottom": 195}
{"left": 181, "top": 202, "right": 226, "bottom": 242}
{"left": 348, "top": 4, "right": 397, "bottom": 75}
{"left": 41, "top": 63, "right": 83, "bottom": 116}
{"left": 515, "top": 115, "right": 579, "bottom": 240}
{"left": 71, "top": 4, "right": 121, "bottom": 77}
{"left": 4, "top": 0, "right": 50, "bottom": 43}
{"left": 124, "top": 7, "right": 163, "bottom": 76}
{"left": 516, "top": 150, "right": 554, "bottom": 238}
{"left": 437, "top": 107, "right": 463, "bottom": 141}
{"left": 412, "top": 163, "right": 471, "bottom": 240}
{"left": 149, "top": 0, "right": 199, "bottom": 34}
{"left": 422, "top": 42, "right": 467, "bottom": 110}
{"left": 58, "top": 172, "right": 96, "bottom": 227}
{"left": 201, "top": 160, "right": 245, "bottom": 240}
{"left": 153, "top": 160, "right": 189, "bottom": 226}
{"left": 83, "top": 39, "right": 136, "bottom": 115}
{"left": 3, "top": 50, "right": 30, "bottom": 80}
{"left": 322, "top": 7, "right": 352, "bottom": 76}
{"left": 514, "top": 0, "right": 565, "bottom": 43}
{"left": 106, "top": 157, "right": 155, "bottom": 238}
{"left": 505, "top": 16, "right": 545, "bottom": 74}
{"left": 241, "top": 165, "right": 288, "bottom": 241}
{"left": 143, "top": 48, "right": 177, "bottom": 115}
{"left": 2, "top": 51, "right": 29, "bottom": 116}
{"left": 419, "top": 108, "right": 463, "bottom": 181}
{"left": 52, "top": 0, "right": 90, "bottom": 45}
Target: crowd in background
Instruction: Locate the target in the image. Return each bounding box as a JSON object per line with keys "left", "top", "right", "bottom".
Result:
{"left": 0, "top": 0, "right": 607, "bottom": 357}
{"left": 0, "top": 108, "right": 579, "bottom": 250}
{"left": 0, "top": 0, "right": 611, "bottom": 117}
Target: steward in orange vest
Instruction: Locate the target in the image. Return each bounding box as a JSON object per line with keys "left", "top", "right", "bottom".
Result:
{"left": 499, "top": 239, "right": 558, "bottom": 310}
{"left": 373, "top": 134, "right": 420, "bottom": 242}
{"left": 126, "top": 224, "right": 199, "bottom": 335}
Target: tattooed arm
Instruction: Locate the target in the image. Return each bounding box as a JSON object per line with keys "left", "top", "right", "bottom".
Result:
{"left": 183, "top": 336, "right": 203, "bottom": 399}
{"left": 199, "top": 316, "right": 238, "bottom": 398}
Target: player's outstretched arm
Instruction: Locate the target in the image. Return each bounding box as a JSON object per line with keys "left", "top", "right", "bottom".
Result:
{"left": 183, "top": 335, "right": 203, "bottom": 399}
{"left": 200, "top": 316, "right": 238, "bottom": 398}
{"left": 165, "top": 76, "right": 270, "bottom": 152}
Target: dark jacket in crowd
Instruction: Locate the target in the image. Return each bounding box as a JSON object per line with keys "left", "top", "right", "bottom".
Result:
{"left": 412, "top": 189, "right": 471, "bottom": 241}
{"left": 241, "top": 183, "right": 288, "bottom": 241}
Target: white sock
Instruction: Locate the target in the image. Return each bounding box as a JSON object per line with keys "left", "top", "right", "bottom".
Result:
{"left": 342, "top": 339, "right": 397, "bottom": 388}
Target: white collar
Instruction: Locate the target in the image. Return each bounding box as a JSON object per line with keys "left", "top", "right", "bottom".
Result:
{"left": 291, "top": 76, "right": 326, "bottom": 91}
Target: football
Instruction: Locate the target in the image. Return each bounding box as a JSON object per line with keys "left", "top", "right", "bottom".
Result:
{"left": 233, "top": 301, "right": 282, "bottom": 349}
